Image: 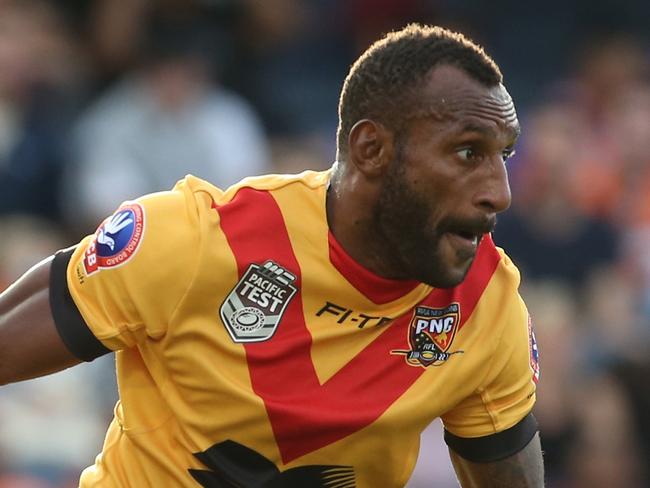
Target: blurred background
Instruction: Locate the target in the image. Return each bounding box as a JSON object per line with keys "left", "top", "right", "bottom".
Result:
{"left": 0, "top": 0, "right": 649, "bottom": 486}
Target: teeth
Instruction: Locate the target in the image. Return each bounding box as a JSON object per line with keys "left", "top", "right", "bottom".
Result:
{"left": 471, "top": 236, "right": 478, "bottom": 245}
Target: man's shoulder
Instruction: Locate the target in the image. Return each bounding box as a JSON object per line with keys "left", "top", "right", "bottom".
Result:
{"left": 226, "top": 170, "right": 331, "bottom": 196}
{"left": 491, "top": 241, "right": 523, "bottom": 290}
{"left": 178, "top": 170, "right": 331, "bottom": 205}
{"left": 455, "top": 236, "right": 523, "bottom": 316}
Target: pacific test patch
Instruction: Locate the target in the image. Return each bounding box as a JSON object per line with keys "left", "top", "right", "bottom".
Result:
{"left": 220, "top": 261, "right": 297, "bottom": 343}
{"left": 392, "top": 303, "right": 463, "bottom": 367}
{"left": 83, "top": 203, "right": 145, "bottom": 275}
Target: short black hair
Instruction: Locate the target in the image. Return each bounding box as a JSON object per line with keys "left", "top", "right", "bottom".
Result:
{"left": 337, "top": 24, "right": 502, "bottom": 159}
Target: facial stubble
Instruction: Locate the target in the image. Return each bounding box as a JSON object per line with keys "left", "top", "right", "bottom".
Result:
{"left": 371, "top": 154, "right": 466, "bottom": 288}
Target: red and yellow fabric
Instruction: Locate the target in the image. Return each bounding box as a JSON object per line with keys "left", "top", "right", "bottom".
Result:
{"left": 50, "top": 170, "right": 537, "bottom": 487}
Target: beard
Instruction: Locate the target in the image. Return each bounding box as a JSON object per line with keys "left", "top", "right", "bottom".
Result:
{"left": 371, "top": 153, "right": 494, "bottom": 288}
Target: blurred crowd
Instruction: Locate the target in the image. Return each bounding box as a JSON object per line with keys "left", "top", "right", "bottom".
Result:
{"left": 0, "top": 1, "right": 649, "bottom": 487}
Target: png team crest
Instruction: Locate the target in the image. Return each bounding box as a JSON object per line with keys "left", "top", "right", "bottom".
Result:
{"left": 220, "top": 261, "right": 297, "bottom": 343}
{"left": 83, "top": 203, "right": 145, "bottom": 275}
{"left": 392, "top": 303, "right": 463, "bottom": 367}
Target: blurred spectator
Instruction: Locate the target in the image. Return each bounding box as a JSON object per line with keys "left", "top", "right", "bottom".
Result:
{"left": 604, "top": 85, "right": 650, "bottom": 225}
{"left": 0, "top": 215, "right": 116, "bottom": 487}
{"left": 571, "top": 35, "right": 648, "bottom": 126}
{"left": 494, "top": 102, "right": 619, "bottom": 288}
{"left": 0, "top": 216, "right": 65, "bottom": 290}
{"left": 580, "top": 265, "right": 650, "bottom": 482}
{"left": 342, "top": 0, "right": 436, "bottom": 53}
{"left": 228, "top": 0, "right": 351, "bottom": 138}
{"left": 0, "top": 474, "right": 53, "bottom": 488}
{"left": 526, "top": 275, "right": 649, "bottom": 487}
{"left": 559, "top": 39, "right": 650, "bottom": 226}
{"left": 80, "top": 0, "right": 151, "bottom": 93}
{"left": 63, "top": 14, "right": 270, "bottom": 229}
{"left": 269, "top": 135, "right": 332, "bottom": 174}
{"left": 580, "top": 266, "right": 649, "bottom": 369}
{"left": 0, "top": 0, "right": 82, "bottom": 222}
{"left": 0, "top": 362, "right": 116, "bottom": 486}
{"left": 64, "top": 0, "right": 243, "bottom": 96}
{"left": 566, "top": 374, "right": 644, "bottom": 488}
{"left": 610, "top": 360, "right": 650, "bottom": 477}
{"left": 525, "top": 281, "right": 582, "bottom": 485}
{"left": 599, "top": 85, "right": 650, "bottom": 310}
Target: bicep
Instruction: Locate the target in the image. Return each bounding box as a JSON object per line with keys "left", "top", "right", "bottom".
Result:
{"left": 0, "top": 257, "right": 81, "bottom": 386}
{"left": 450, "top": 432, "right": 544, "bottom": 488}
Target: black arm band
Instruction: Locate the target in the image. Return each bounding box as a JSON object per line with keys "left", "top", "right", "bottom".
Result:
{"left": 49, "top": 247, "right": 111, "bottom": 362}
{"left": 444, "top": 412, "right": 539, "bottom": 463}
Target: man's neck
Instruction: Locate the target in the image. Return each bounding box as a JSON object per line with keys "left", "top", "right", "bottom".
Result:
{"left": 326, "top": 163, "right": 404, "bottom": 280}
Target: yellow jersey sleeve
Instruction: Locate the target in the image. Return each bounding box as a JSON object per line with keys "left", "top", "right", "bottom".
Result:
{"left": 441, "top": 253, "right": 537, "bottom": 439}
{"left": 64, "top": 178, "right": 205, "bottom": 351}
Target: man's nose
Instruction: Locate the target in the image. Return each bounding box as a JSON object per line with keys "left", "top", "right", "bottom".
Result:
{"left": 473, "top": 156, "right": 512, "bottom": 214}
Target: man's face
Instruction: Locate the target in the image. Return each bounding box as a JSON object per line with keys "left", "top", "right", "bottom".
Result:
{"left": 372, "top": 65, "right": 519, "bottom": 288}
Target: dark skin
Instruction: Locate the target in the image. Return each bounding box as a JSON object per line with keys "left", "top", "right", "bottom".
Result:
{"left": 451, "top": 433, "right": 544, "bottom": 487}
{"left": 328, "top": 65, "right": 544, "bottom": 486}
{"left": 0, "top": 257, "right": 80, "bottom": 386}
{"left": 0, "top": 64, "right": 543, "bottom": 486}
{"left": 328, "top": 64, "right": 518, "bottom": 288}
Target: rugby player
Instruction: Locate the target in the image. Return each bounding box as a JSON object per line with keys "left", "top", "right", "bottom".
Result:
{"left": 0, "top": 24, "right": 543, "bottom": 487}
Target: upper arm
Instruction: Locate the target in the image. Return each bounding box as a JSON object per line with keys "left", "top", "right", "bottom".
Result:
{"left": 441, "top": 252, "right": 542, "bottom": 483}
{"left": 441, "top": 290, "right": 538, "bottom": 438}
{"left": 63, "top": 187, "right": 202, "bottom": 352}
{"left": 450, "top": 431, "right": 544, "bottom": 488}
{"left": 0, "top": 179, "right": 208, "bottom": 386}
{"left": 0, "top": 256, "right": 81, "bottom": 386}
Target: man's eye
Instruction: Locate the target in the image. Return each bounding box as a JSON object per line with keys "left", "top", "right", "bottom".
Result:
{"left": 457, "top": 148, "right": 476, "bottom": 161}
{"left": 502, "top": 148, "right": 516, "bottom": 162}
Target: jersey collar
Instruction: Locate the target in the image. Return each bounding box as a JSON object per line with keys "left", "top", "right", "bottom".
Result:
{"left": 327, "top": 230, "right": 422, "bottom": 304}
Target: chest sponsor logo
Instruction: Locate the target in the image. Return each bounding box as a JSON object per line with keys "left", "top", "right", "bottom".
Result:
{"left": 391, "top": 303, "right": 463, "bottom": 367}
{"left": 220, "top": 261, "right": 297, "bottom": 343}
{"left": 316, "top": 301, "right": 392, "bottom": 328}
{"left": 83, "top": 203, "right": 145, "bottom": 275}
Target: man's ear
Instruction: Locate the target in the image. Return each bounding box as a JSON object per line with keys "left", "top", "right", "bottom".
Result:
{"left": 348, "top": 119, "right": 395, "bottom": 177}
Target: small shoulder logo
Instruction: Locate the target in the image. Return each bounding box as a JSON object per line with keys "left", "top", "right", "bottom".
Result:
{"left": 220, "top": 261, "right": 298, "bottom": 343}
{"left": 83, "top": 203, "right": 145, "bottom": 275}
{"left": 391, "top": 303, "right": 463, "bottom": 367}
{"left": 528, "top": 314, "right": 540, "bottom": 384}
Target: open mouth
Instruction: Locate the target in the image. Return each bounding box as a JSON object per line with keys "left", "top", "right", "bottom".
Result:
{"left": 445, "top": 230, "right": 481, "bottom": 257}
{"left": 441, "top": 216, "right": 494, "bottom": 258}
{"left": 451, "top": 230, "right": 479, "bottom": 245}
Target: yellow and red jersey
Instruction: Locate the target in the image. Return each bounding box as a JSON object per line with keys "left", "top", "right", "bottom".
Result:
{"left": 50, "top": 170, "right": 538, "bottom": 487}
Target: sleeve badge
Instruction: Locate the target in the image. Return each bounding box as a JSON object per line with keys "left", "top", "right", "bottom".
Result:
{"left": 83, "top": 203, "right": 145, "bottom": 275}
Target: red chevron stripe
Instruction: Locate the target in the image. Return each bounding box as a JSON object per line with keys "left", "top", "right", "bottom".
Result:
{"left": 216, "top": 188, "right": 500, "bottom": 463}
